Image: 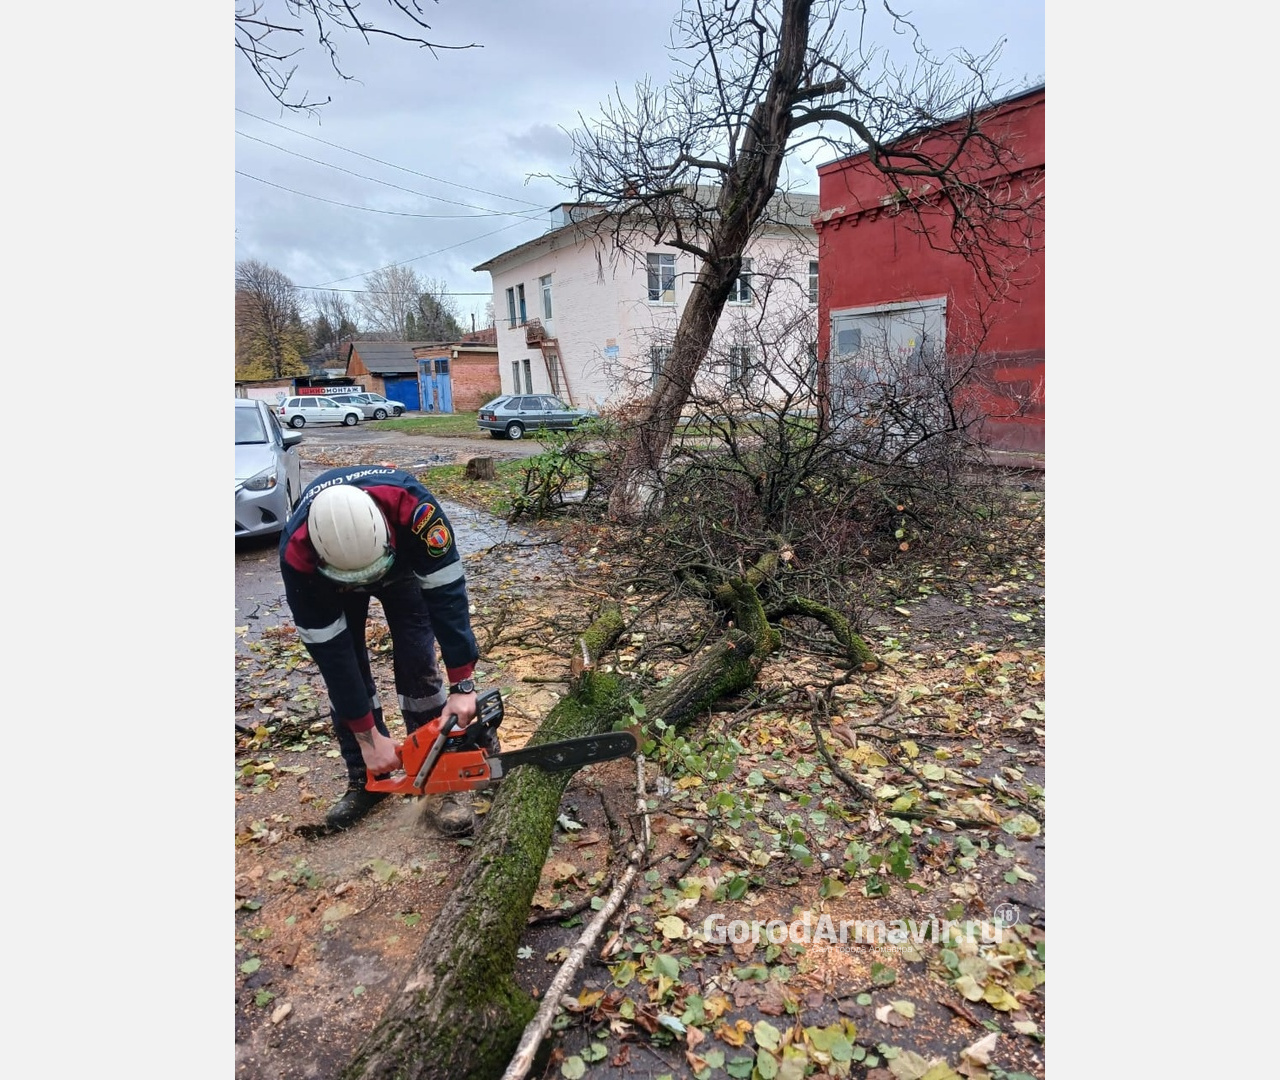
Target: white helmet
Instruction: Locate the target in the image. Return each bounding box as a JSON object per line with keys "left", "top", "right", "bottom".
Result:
{"left": 307, "top": 485, "right": 395, "bottom": 585}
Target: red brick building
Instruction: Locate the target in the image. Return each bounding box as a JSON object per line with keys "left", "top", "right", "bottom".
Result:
{"left": 814, "top": 85, "right": 1045, "bottom": 456}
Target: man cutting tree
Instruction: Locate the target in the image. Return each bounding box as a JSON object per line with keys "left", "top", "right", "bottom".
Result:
{"left": 278, "top": 465, "right": 488, "bottom": 836}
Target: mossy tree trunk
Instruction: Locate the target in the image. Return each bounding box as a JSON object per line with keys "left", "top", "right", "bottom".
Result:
{"left": 343, "top": 606, "right": 770, "bottom": 1080}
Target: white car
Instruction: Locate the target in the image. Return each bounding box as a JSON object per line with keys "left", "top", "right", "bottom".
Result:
{"left": 276, "top": 396, "right": 362, "bottom": 428}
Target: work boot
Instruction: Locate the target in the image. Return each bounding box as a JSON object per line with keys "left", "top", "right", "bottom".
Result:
{"left": 326, "top": 785, "right": 389, "bottom": 830}
{"left": 422, "top": 793, "right": 476, "bottom": 838}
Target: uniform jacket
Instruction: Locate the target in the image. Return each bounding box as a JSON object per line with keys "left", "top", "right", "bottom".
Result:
{"left": 279, "top": 466, "right": 478, "bottom": 731}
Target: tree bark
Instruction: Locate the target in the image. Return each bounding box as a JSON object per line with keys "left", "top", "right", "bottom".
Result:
{"left": 465, "top": 457, "right": 497, "bottom": 481}
{"left": 606, "top": 1, "right": 815, "bottom": 523}
{"left": 342, "top": 610, "right": 766, "bottom": 1080}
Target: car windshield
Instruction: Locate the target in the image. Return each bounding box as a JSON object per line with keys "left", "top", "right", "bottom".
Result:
{"left": 236, "top": 407, "right": 268, "bottom": 444}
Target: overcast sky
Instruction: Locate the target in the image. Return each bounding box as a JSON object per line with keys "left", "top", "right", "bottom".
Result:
{"left": 234, "top": 0, "right": 1045, "bottom": 331}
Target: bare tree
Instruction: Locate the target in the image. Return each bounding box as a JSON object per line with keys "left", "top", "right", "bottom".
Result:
{"left": 235, "top": 259, "right": 310, "bottom": 378}
{"left": 309, "top": 290, "right": 361, "bottom": 361}
{"left": 235, "top": 0, "right": 480, "bottom": 111}
{"left": 357, "top": 265, "right": 424, "bottom": 338}
{"left": 408, "top": 276, "right": 465, "bottom": 340}
{"left": 565, "top": 0, "right": 1043, "bottom": 521}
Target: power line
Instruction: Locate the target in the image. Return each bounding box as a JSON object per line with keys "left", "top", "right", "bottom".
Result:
{"left": 236, "top": 171, "right": 537, "bottom": 220}
{"left": 236, "top": 130, "right": 547, "bottom": 218}
{"left": 236, "top": 108, "right": 547, "bottom": 209}
{"left": 302, "top": 217, "right": 537, "bottom": 290}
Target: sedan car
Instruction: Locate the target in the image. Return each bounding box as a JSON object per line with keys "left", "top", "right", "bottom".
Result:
{"left": 477, "top": 394, "right": 595, "bottom": 440}
{"left": 325, "top": 392, "right": 402, "bottom": 420}
{"left": 360, "top": 392, "right": 406, "bottom": 417}
{"left": 236, "top": 398, "right": 304, "bottom": 539}
{"left": 276, "top": 395, "right": 362, "bottom": 428}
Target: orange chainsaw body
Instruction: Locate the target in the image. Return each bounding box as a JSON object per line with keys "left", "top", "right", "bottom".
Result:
{"left": 365, "top": 716, "right": 495, "bottom": 796}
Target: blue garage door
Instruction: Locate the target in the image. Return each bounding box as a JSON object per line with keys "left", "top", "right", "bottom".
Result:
{"left": 384, "top": 376, "right": 420, "bottom": 412}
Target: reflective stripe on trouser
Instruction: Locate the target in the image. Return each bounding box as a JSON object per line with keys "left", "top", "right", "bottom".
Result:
{"left": 332, "top": 576, "right": 447, "bottom": 785}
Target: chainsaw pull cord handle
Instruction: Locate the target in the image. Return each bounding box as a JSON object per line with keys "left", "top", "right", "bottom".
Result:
{"left": 412, "top": 714, "right": 461, "bottom": 792}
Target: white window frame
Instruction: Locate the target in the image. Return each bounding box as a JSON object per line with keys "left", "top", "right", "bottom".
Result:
{"left": 728, "top": 258, "right": 752, "bottom": 304}
{"left": 808, "top": 260, "right": 819, "bottom": 304}
{"left": 647, "top": 253, "right": 676, "bottom": 305}
{"left": 505, "top": 287, "right": 517, "bottom": 328}
{"left": 540, "top": 275, "right": 553, "bottom": 320}
{"left": 516, "top": 283, "right": 527, "bottom": 325}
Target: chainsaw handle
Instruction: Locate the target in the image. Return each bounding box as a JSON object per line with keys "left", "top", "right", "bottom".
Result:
{"left": 413, "top": 714, "right": 461, "bottom": 791}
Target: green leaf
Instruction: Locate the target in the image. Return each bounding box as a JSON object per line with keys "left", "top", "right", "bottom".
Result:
{"left": 560, "top": 1056, "right": 586, "bottom": 1079}
{"left": 368, "top": 858, "right": 398, "bottom": 884}
{"left": 651, "top": 953, "right": 681, "bottom": 980}
{"left": 254, "top": 990, "right": 275, "bottom": 1007}
{"left": 1001, "top": 813, "right": 1041, "bottom": 838}
{"left": 755, "top": 1049, "right": 779, "bottom": 1079}
{"left": 726, "top": 1057, "right": 754, "bottom": 1079}
{"left": 240, "top": 957, "right": 261, "bottom": 975}
{"left": 582, "top": 1042, "right": 608, "bottom": 1062}
{"left": 818, "top": 876, "right": 847, "bottom": 900}
{"left": 870, "top": 962, "right": 897, "bottom": 987}
{"left": 754, "top": 1020, "right": 782, "bottom": 1051}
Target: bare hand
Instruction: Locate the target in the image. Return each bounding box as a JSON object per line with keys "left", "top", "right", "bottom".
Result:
{"left": 355, "top": 729, "right": 402, "bottom": 775}
{"left": 444, "top": 691, "right": 478, "bottom": 730}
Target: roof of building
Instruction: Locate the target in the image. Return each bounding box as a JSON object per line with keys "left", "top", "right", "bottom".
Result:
{"left": 472, "top": 187, "right": 819, "bottom": 273}
{"left": 348, "top": 340, "right": 448, "bottom": 374}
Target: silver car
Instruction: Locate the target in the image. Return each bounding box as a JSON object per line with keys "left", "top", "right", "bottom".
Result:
{"left": 276, "top": 395, "right": 362, "bottom": 428}
{"left": 326, "top": 391, "right": 400, "bottom": 420}
{"left": 236, "top": 399, "right": 303, "bottom": 539}
{"left": 477, "top": 394, "right": 596, "bottom": 440}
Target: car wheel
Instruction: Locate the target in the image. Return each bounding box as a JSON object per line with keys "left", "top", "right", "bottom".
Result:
{"left": 505, "top": 420, "right": 525, "bottom": 440}
{"left": 373, "top": 408, "right": 388, "bottom": 420}
{"left": 488, "top": 430, "right": 504, "bottom": 439}
{"left": 290, "top": 416, "right": 306, "bottom": 429}
{"left": 343, "top": 413, "right": 359, "bottom": 426}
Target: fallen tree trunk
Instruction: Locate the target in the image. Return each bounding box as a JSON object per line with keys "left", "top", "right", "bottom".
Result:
{"left": 342, "top": 609, "right": 765, "bottom": 1080}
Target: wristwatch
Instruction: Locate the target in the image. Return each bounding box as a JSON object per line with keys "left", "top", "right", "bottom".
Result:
{"left": 449, "top": 678, "right": 476, "bottom": 694}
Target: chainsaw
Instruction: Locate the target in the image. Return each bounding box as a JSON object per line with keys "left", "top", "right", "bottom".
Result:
{"left": 365, "top": 688, "right": 637, "bottom": 797}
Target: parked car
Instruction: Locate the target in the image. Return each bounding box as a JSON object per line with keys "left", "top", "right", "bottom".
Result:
{"left": 236, "top": 399, "right": 303, "bottom": 539}
{"left": 277, "top": 395, "right": 362, "bottom": 428}
{"left": 477, "top": 394, "right": 595, "bottom": 440}
{"left": 326, "top": 392, "right": 402, "bottom": 420}
{"left": 360, "top": 392, "right": 406, "bottom": 417}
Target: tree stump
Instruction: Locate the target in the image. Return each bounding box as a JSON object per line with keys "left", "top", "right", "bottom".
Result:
{"left": 465, "top": 457, "right": 497, "bottom": 481}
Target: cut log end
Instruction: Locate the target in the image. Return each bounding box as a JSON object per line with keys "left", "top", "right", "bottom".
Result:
{"left": 465, "top": 457, "right": 497, "bottom": 481}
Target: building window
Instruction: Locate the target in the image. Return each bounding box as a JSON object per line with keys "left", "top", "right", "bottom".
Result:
{"left": 647, "top": 253, "right": 675, "bottom": 304}
{"left": 516, "top": 283, "right": 527, "bottom": 325}
{"left": 649, "top": 346, "right": 671, "bottom": 388}
{"left": 511, "top": 360, "right": 520, "bottom": 393}
{"left": 540, "top": 275, "right": 553, "bottom": 320}
{"left": 522, "top": 357, "right": 533, "bottom": 393}
{"left": 729, "top": 345, "right": 752, "bottom": 387}
{"left": 808, "top": 260, "right": 819, "bottom": 304}
{"left": 728, "top": 258, "right": 752, "bottom": 304}
{"left": 505, "top": 288, "right": 517, "bottom": 329}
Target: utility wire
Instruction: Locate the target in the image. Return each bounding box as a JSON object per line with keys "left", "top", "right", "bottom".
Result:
{"left": 236, "top": 171, "right": 542, "bottom": 221}
{"left": 235, "top": 107, "right": 547, "bottom": 208}
{"left": 302, "top": 217, "right": 537, "bottom": 290}
{"left": 236, "top": 130, "right": 547, "bottom": 217}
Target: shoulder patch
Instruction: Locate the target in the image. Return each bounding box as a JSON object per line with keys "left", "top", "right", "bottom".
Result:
{"left": 410, "top": 502, "right": 438, "bottom": 536}
{"left": 424, "top": 521, "right": 452, "bottom": 556}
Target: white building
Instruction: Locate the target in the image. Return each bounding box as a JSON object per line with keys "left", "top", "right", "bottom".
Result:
{"left": 472, "top": 192, "right": 820, "bottom": 411}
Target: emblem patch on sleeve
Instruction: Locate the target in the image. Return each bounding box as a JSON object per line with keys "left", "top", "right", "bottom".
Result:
{"left": 410, "top": 502, "right": 438, "bottom": 536}
{"left": 424, "top": 521, "right": 451, "bottom": 555}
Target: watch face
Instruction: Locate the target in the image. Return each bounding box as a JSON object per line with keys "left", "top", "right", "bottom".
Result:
{"left": 454, "top": 679, "right": 475, "bottom": 693}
